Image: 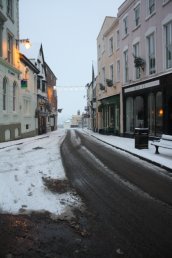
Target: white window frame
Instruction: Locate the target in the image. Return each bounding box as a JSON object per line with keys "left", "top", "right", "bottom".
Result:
{"left": 147, "top": 33, "right": 156, "bottom": 74}
{"left": 109, "top": 64, "right": 114, "bottom": 83}
{"left": 116, "top": 60, "right": 120, "bottom": 82}
{"left": 164, "top": 21, "right": 172, "bottom": 69}
{"left": 147, "top": 0, "right": 155, "bottom": 17}
{"left": 109, "top": 37, "right": 113, "bottom": 55}
{"left": 116, "top": 30, "right": 120, "bottom": 50}
{"left": 13, "top": 82, "right": 17, "bottom": 112}
{"left": 134, "top": 4, "right": 140, "bottom": 27}
{"left": 133, "top": 42, "right": 141, "bottom": 79}
{"left": 123, "top": 16, "right": 128, "bottom": 37}
{"left": 123, "top": 49, "right": 129, "bottom": 82}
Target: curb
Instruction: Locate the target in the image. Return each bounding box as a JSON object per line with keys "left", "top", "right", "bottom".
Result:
{"left": 87, "top": 132, "right": 172, "bottom": 174}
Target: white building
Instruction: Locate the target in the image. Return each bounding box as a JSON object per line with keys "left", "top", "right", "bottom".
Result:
{"left": 0, "top": 0, "right": 22, "bottom": 142}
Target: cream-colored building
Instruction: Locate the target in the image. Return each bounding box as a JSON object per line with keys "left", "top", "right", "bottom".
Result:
{"left": 97, "top": 16, "right": 122, "bottom": 135}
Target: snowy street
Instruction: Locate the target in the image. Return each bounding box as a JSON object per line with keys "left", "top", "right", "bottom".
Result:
{"left": 0, "top": 129, "right": 172, "bottom": 257}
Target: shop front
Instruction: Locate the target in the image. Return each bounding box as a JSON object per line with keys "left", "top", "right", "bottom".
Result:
{"left": 123, "top": 73, "right": 172, "bottom": 137}
{"left": 99, "top": 95, "right": 120, "bottom": 135}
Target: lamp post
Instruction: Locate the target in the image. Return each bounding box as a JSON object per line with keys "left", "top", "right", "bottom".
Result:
{"left": 16, "top": 38, "right": 31, "bottom": 49}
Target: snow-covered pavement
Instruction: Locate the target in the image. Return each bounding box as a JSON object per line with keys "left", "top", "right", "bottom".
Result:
{"left": 0, "top": 129, "right": 81, "bottom": 216}
{"left": 84, "top": 129, "right": 172, "bottom": 171}
{"left": 0, "top": 128, "right": 172, "bottom": 217}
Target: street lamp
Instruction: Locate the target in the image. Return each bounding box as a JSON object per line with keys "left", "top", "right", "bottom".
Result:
{"left": 16, "top": 38, "right": 31, "bottom": 49}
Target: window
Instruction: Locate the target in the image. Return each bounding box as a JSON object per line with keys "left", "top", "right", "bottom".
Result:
{"left": 109, "top": 37, "right": 113, "bottom": 55}
{"left": 134, "top": 4, "right": 140, "bottom": 27}
{"left": 164, "top": 21, "right": 172, "bottom": 69}
{"left": 156, "top": 92, "right": 163, "bottom": 135}
{"left": 102, "top": 67, "right": 105, "bottom": 85}
{"left": 116, "top": 60, "right": 120, "bottom": 82}
{"left": 123, "top": 16, "right": 128, "bottom": 36}
{"left": 13, "top": 82, "right": 17, "bottom": 111}
{"left": 163, "top": 0, "right": 171, "bottom": 5}
{"left": 133, "top": 42, "right": 141, "bottom": 79}
{"left": 7, "top": 0, "right": 13, "bottom": 19}
{"left": 3, "top": 77, "right": 7, "bottom": 111}
{"left": 148, "top": 93, "right": 155, "bottom": 134}
{"left": 147, "top": 33, "right": 156, "bottom": 74}
{"left": 116, "top": 30, "right": 120, "bottom": 49}
{"left": 124, "top": 49, "right": 129, "bottom": 82}
{"left": 42, "top": 80, "right": 46, "bottom": 92}
{"left": 23, "top": 99, "right": 30, "bottom": 115}
{"left": 148, "top": 0, "right": 155, "bottom": 16}
{"left": 37, "top": 77, "right": 41, "bottom": 89}
{"left": 126, "top": 97, "right": 134, "bottom": 132}
{"left": 134, "top": 96, "right": 144, "bottom": 128}
{"left": 110, "top": 64, "right": 114, "bottom": 83}
{"left": 7, "top": 33, "right": 13, "bottom": 64}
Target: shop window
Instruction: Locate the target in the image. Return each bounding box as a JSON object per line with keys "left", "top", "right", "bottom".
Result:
{"left": 134, "top": 96, "right": 144, "bottom": 128}
{"left": 126, "top": 97, "right": 134, "bottom": 132}
{"left": 156, "top": 91, "right": 163, "bottom": 135}
{"left": 148, "top": 93, "right": 155, "bottom": 134}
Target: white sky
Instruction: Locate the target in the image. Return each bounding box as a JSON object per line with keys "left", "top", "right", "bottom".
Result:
{"left": 0, "top": 129, "right": 171, "bottom": 216}
{"left": 19, "top": 0, "right": 124, "bottom": 121}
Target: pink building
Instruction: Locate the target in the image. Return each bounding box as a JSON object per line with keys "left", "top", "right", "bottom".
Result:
{"left": 118, "top": 0, "right": 172, "bottom": 136}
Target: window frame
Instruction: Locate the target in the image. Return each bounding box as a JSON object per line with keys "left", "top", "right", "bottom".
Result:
{"left": 133, "top": 42, "right": 141, "bottom": 79}
{"left": 134, "top": 4, "right": 140, "bottom": 27}
{"left": 109, "top": 64, "right": 114, "bottom": 83}
{"left": 109, "top": 36, "right": 113, "bottom": 56}
{"left": 147, "top": 0, "right": 155, "bottom": 16}
{"left": 123, "top": 49, "right": 129, "bottom": 82}
{"left": 147, "top": 33, "right": 156, "bottom": 74}
{"left": 123, "top": 16, "right": 128, "bottom": 37}
{"left": 7, "top": 32, "right": 13, "bottom": 64}
{"left": 164, "top": 21, "right": 172, "bottom": 69}
{"left": 116, "top": 60, "right": 120, "bottom": 82}
{"left": 7, "top": 0, "right": 13, "bottom": 19}
{"left": 13, "top": 82, "right": 17, "bottom": 112}
{"left": 3, "top": 77, "right": 7, "bottom": 111}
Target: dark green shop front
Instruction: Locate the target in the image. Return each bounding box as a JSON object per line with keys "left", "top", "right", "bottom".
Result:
{"left": 99, "top": 95, "right": 120, "bottom": 135}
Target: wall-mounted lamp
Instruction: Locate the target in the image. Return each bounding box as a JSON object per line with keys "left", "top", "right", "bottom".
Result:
{"left": 16, "top": 38, "right": 31, "bottom": 49}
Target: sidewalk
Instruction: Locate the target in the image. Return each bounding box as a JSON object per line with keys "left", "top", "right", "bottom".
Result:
{"left": 83, "top": 129, "right": 172, "bottom": 173}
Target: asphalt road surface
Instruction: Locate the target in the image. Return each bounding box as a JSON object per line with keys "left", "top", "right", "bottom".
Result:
{"left": 60, "top": 129, "right": 172, "bottom": 258}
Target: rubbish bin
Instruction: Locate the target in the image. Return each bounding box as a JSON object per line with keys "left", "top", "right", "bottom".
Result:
{"left": 134, "top": 128, "right": 149, "bottom": 149}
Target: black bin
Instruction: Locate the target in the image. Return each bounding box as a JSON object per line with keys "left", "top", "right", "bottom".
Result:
{"left": 134, "top": 128, "right": 149, "bottom": 149}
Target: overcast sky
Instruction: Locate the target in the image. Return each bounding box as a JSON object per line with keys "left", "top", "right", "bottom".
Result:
{"left": 19, "top": 0, "right": 123, "bottom": 122}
